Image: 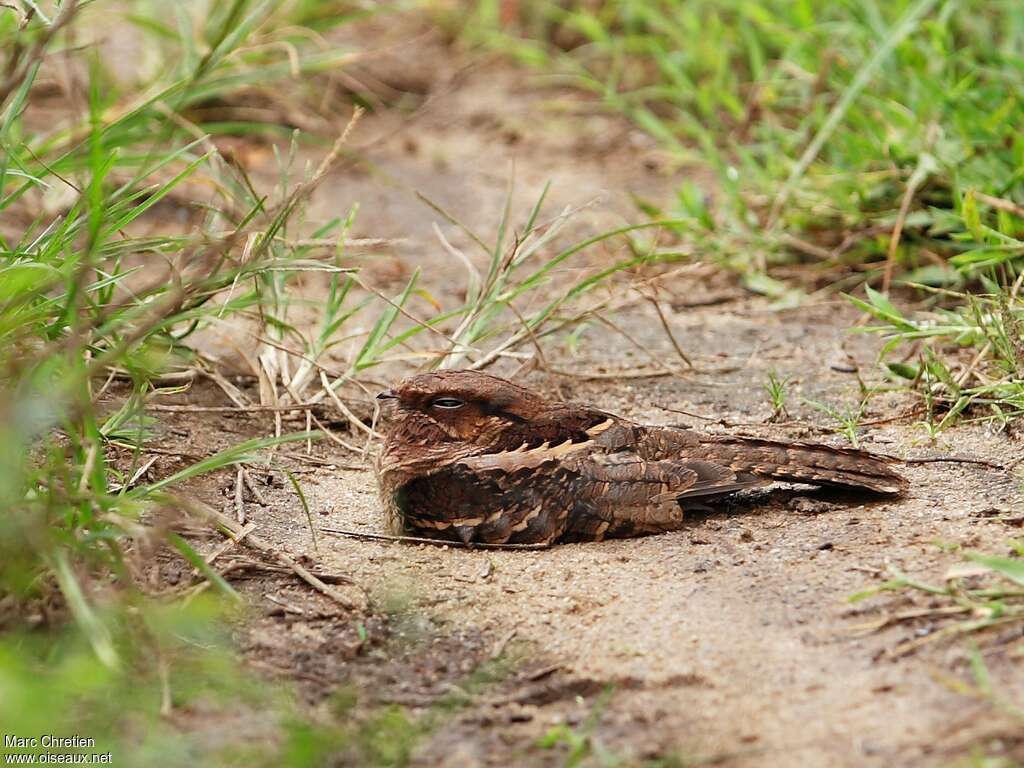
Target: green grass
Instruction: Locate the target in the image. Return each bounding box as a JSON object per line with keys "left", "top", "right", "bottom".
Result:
{"left": 0, "top": 595, "right": 523, "bottom": 767}
{"left": 460, "top": 0, "right": 1024, "bottom": 427}
{"left": 848, "top": 282, "right": 1024, "bottom": 426}
{"left": 850, "top": 542, "right": 1024, "bottom": 765}
{"left": 851, "top": 540, "right": 1024, "bottom": 656}
{"left": 0, "top": 598, "right": 275, "bottom": 767}
{"left": 0, "top": 1, "right": 387, "bottom": 762}
{"left": 2, "top": 0, "right": 370, "bottom": 633}
{"left": 763, "top": 370, "right": 791, "bottom": 421}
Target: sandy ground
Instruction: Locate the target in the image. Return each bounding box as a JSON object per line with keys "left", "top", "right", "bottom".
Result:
{"left": 141, "top": 15, "right": 1024, "bottom": 768}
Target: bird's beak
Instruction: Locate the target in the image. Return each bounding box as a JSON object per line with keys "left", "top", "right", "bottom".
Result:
{"left": 376, "top": 389, "right": 397, "bottom": 401}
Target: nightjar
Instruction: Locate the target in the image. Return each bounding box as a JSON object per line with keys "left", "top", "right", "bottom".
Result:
{"left": 375, "top": 370, "right": 906, "bottom": 545}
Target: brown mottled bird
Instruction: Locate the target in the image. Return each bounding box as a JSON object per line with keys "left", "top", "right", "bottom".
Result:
{"left": 375, "top": 370, "right": 906, "bottom": 545}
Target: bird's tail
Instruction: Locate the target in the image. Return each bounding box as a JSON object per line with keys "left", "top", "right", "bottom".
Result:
{"left": 698, "top": 435, "right": 907, "bottom": 495}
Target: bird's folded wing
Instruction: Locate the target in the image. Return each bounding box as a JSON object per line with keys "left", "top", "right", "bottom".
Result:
{"left": 404, "top": 454, "right": 581, "bottom": 545}
{"left": 581, "top": 452, "right": 755, "bottom": 501}
{"left": 561, "top": 453, "right": 763, "bottom": 539}
{"left": 450, "top": 443, "right": 764, "bottom": 543}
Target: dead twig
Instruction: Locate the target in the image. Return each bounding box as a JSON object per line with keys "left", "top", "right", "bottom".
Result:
{"left": 888, "top": 614, "right": 1023, "bottom": 658}
{"left": 491, "top": 628, "right": 518, "bottom": 660}
{"left": 847, "top": 604, "right": 972, "bottom": 634}
{"left": 643, "top": 293, "right": 693, "bottom": 368}
{"left": 593, "top": 313, "right": 678, "bottom": 375}
{"left": 658, "top": 404, "right": 925, "bottom": 431}
{"left": 309, "top": 412, "right": 364, "bottom": 454}
{"left": 234, "top": 466, "right": 246, "bottom": 524}
{"left": 278, "top": 451, "right": 368, "bottom": 470}
{"left": 205, "top": 523, "right": 256, "bottom": 567}
{"left": 320, "top": 527, "right": 551, "bottom": 551}
{"left": 199, "top": 365, "right": 251, "bottom": 409}
{"left": 882, "top": 177, "right": 923, "bottom": 293}
{"left": 779, "top": 233, "right": 833, "bottom": 261}
{"left": 546, "top": 367, "right": 673, "bottom": 381}
{"left": 146, "top": 403, "right": 323, "bottom": 414}
{"left": 319, "top": 370, "right": 382, "bottom": 440}
{"left": 240, "top": 466, "right": 268, "bottom": 506}
{"left": 109, "top": 455, "right": 159, "bottom": 493}
{"left": 277, "top": 107, "right": 365, "bottom": 217}
{"left": 896, "top": 456, "right": 1005, "bottom": 470}
{"left": 178, "top": 496, "right": 365, "bottom": 610}
{"left": 264, "top": 593, "right": 306, "bottom": 615}
{"left": 217, "top": 557, "right": 354, "bottom": 584}
{"left": 974, "top": 191, "right": 1024, "bottom": 219}
{"left": 883, "top": 128, "right": 937, "bottom": 292}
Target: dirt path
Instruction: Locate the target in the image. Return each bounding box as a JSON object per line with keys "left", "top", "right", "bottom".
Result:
{"left": 166, "top": 15, "right": 1023, "bottom": 767}
{"left": 280, "top": 303, "right": 1018, "bottom": 767}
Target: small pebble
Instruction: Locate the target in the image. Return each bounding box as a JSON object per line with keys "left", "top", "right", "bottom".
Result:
{"left": 789, "top": 496, "right": 838, "bottom": 515}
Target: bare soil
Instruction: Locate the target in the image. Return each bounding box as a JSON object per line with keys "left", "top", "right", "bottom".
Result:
{"left": 140, "top": 14, "right": 1024, "bottom": 768}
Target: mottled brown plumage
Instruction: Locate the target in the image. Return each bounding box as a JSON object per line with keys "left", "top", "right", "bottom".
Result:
{"left": 375, "top": 370, "right": 907, "bottom": 545}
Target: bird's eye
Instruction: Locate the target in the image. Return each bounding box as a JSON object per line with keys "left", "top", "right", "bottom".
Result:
{"left": 431, "top": 397, "right": 465, "bottom": 410}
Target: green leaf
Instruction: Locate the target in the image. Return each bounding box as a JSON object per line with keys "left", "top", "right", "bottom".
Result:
{"left": 285, "top": 470, "right": 317, "bottom": 554}
{"left": 864, "top": 285, "right": 902, "bottom": 318}
{"left": 968, "top": 645, "right": 992, "bottom": 695}
{"left": 966, "top": 552, "right": 1024, "bottom": 587}
{"left": 133, "top": 432, "right": 321, "bottom": 497}
{"left": 742, "top": 272, "right": 805, "bottom": 308}
{"left": 168, "top": 533, "right": 241, "bottom": 602}
{"left": 843, "top": 292, "right": 917, "bottom": 332}
{"left": 962, "top": 189, "right": 983, "bottom": 241}
{"left": 352, "top": 270, "right": 419, "bottom": 372}
{"left": 50, "top": 551, "right": 119, "bottom": 669}
{"left": 847, "top": 578, "right": 908, "bottom": 603}
{"left": 886, "top": 362, "right": 919, "bottom": 380}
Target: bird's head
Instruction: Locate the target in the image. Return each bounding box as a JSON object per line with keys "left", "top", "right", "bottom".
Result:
{"left": 375, "top": 370, "right": 551, "bottom": 485}
{"left": 376, "top": 369, "right": 546, "bottom": 448}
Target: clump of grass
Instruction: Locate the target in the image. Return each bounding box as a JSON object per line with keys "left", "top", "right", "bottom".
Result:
{"left": 1, "top": 0, "right": 390, "bottom": 760}
{"left": 537, "top": 687, "right": 617, "bottom": 768}
{"left": 0, "top": 596, "right": 492, "bottom": 767}
{"left": 415, "top": 183, "right": 684, "bottom": 372}
{"left": 850, "top": 540, "right": 1024, "bottom": 658}
{"left": 535, "top": 685, "right": 691, "bottom": 767}
{"left": 845, "top": 542, "right": 1024, "bottom": 761}
{"left": 941, "top": 649, "right": 1024, "bottom": 767}
{"left": 1, "top": 0, "right": 364, "bottom": 638}
{"left": 847, "top": 283, "right": 1024, "bottom": 431}
{"left": 0, "top": 598, "right": 282, "bottom": 766}
{"left": 465, "top": 1, "right": 1024, "bottom": 278}
{"left": 803, "top": 391, "right": 874, "bottom": 447}
{"left": 763, "top": 370, "right": 791, "bottom": 422}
